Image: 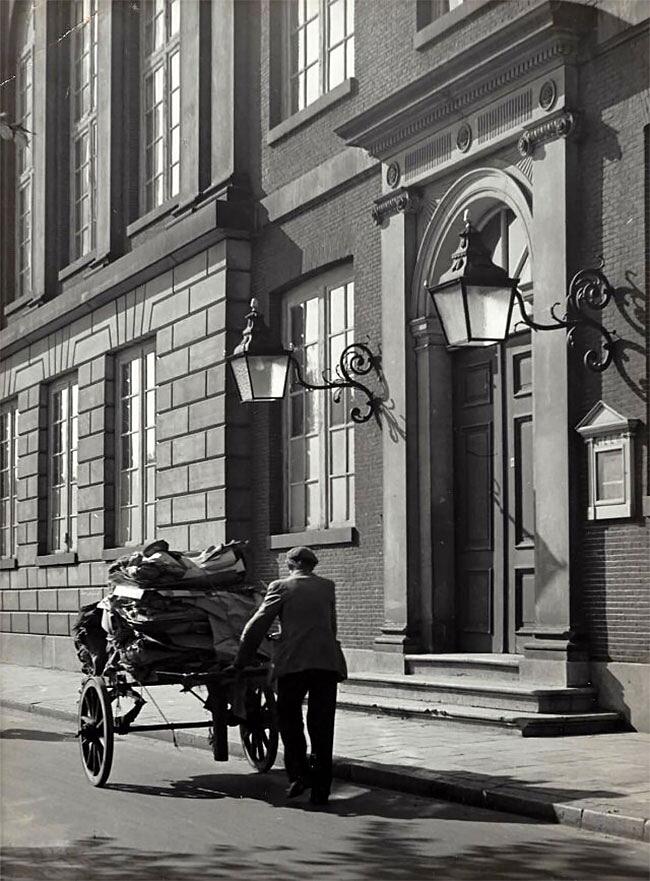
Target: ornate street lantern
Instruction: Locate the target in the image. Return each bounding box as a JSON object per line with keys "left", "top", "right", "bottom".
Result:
{"left": 428, "top": 211, "right": 518, "bottom": 347}
{"left": 227, "top": 299, "right": 381, "bottom": 423}
{"left": 426, "top": 212, "right": 619, "bottom": 372}
{"left": 227, "top": 300, "right": 292, "bottom": 402}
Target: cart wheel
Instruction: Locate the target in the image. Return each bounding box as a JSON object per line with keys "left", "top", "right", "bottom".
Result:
{"left": 240, "top": 684, "right": 278, "bottom": 773}
{"left": 78, "top": 676, "right": 114, "bottom": 787}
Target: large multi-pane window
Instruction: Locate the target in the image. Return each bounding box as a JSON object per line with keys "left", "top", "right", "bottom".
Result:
{"left": 116, "top": 344, "right": 156, "bottom": 546}
{"left": 141, "top": 0, "right": 181, "bottom": 213}
{"left": 287, "top": 0, "right": 354, "bottom": 115}
{"left": 0, "top": 402, "right": 19, "bottom": 559}
{"left": 48, "top": 378, "right": 79, "bottom": 553}
{"left": 284, "top": 275, "right": 355, "bottom": 531}
{"left": 70, "top": 0, "right": 98, "bottom": 260}
{"left": 15, "top": 10, "right": 34, "bottom": 298}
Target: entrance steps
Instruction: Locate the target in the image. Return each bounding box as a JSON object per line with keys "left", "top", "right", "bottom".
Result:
{"left": 337, "top": 654, "right": 622, "bottom": 736}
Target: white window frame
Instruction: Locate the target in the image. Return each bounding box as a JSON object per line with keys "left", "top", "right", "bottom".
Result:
{"left": 15, "top": 12, "right": 34, "bottom": 299}
{"left": 282, "top": 267, "right": 355, "bottom": 533}
{"left": 70, "top": 0, "right": 98, "bottom": 261}
{"left": 140, "top": 0, "right": 181, "bottom": 215}
{"left": 48, "top": 376, "right": 79, "bottom": 553}
{"left": 576, "top": 402, "right": 638, "bottom": 521}
{"left": 0, "top": 401, "right": 19, "bottom": 559}
{"left": 283, "top": 0, "right": 355, "bottom": 118}
{"left": 115, "top": 342, "right": 157, "bottom": 547}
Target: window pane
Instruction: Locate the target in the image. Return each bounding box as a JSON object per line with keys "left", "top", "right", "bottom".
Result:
{"left": 304, "top": 391, "right": 319, "bottom": 434}
{"left": 291, "top": 395, "right": 304, "bottom": 437}
{"left": 345, "top": 38, "right": 354, "bottom": 78}
{"left": 306, "top": 436, "right": 320, "bottom": 480}
{"left": 328, "top": 43, "right": 345, "bottom": 90}
{"left": 290, "top": 484, "right": 305, "bottom": 530}
{"left": 329, "top": 285, "right": 345, "bottom": 334}
{"left": 290, "top": 438, "right": 305, "bottom": 482}
{"left": 306, "top": 63, "right": 320, "bottom": 105}
{"left": 290, "top": 304, "right": 304, "bottom": 348}
{"left": 329, "top": 0, "right": 345, "bottom": 46}
{"left": 330, "top": 476, "right": 348, "bottom": 523}
{"left": 305, "top": 482, "right": 320, "bottom": 527}
{"left": 596, "top": 450, "right": 624, "bottom": 501}
{"left": 346, "top": 0, "right": 354, "bottom": 33}
{"left": 305, "top": 344, "right": 319, "bottom": 384}
{"left": 330, "top": 429, "right": 347, "bottom": 475}
{"left": 305, "top": 298, "right": 319, "bottom": 342}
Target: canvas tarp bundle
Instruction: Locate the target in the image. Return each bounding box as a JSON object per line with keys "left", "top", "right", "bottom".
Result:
{"left": 73, "top": 539, "right": 274, "bottom": 683}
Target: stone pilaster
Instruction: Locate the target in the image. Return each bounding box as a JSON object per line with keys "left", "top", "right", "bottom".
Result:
{"left": 520, "top": 116, "right": 587, "bottom": 686}
{"left": 374, "top": 189, "right": 421, "bottom": 667}
{"left": 410, "top": 315, "right": 455, "bottom": 652}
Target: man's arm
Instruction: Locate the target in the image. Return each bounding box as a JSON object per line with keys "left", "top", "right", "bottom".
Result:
{"left": 234, "top": 582, "right": 284, "bottom": 668}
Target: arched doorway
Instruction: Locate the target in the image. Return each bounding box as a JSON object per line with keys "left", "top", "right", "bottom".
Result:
{"left": 412, "top": 169, "right": 535, "bottom": 654}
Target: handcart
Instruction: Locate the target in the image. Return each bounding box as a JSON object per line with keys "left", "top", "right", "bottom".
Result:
{"left": 77, "top": 663, "right": 278, "bottom": 787}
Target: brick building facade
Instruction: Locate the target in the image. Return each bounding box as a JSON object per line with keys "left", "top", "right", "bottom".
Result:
{"left": 1, "top": 0, "right": 648, "bottom": 730}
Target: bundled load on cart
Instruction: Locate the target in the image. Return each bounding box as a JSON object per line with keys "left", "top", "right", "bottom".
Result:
{"left": 73, "top": 539, "right": 279, "bottom": 787}
{"left": 74, "top": 538, "right": 275, "bottom": 683}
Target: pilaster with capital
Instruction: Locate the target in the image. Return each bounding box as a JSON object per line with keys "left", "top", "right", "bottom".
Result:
{"left": 410, "top": 316, "right": 456, "bottom": 651}
{"left": 373, "top": 191, "right": 421, "bottom": 665}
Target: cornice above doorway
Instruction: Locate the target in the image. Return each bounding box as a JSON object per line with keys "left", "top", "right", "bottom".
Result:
{"left": 335, "top": 0, "right": 595, "bottom": 163}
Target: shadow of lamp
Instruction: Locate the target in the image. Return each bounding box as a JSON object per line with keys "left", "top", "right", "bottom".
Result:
{"left": 227, "top": 299, "right": 381, "bottom": 424}
{"left": 426, "top": 210, "right": 619, "bottom": 372}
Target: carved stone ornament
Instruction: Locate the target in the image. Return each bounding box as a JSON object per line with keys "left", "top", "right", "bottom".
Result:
{"left": 386, "top": 161, "right": 401, "bottom": 189}
{"left": 517, "top": 110, "right": 578, "bottom": 158}
{"left": 372, "top": 187, "right": 421, "bottom": 226}
{"left": 538, "top": 79, "right": 557, "bottom": 111}
{"left": 456, "top": 122, "right": 472, "bottom": 153}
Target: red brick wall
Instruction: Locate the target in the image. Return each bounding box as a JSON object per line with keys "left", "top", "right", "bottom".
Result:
{"left": 247, "top": 172, "right": 386, "bottom": 650}
{"left": 575, "top": 28, "right": 650, "bottom": 662}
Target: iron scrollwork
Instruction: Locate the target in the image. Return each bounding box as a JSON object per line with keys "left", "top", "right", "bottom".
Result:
{"left": 288, "top": 342, "right": 380, "bottom": 423}
{"left": 514, "top": 259, "right": 617, "bottom": 372}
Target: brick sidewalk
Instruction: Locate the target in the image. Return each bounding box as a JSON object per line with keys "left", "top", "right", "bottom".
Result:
{"left": 1, "top": 663, "right": 649, "bottom": 842}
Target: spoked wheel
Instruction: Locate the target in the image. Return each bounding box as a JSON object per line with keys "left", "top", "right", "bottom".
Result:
{"left": 78, "top": 676, "right": 114, "bottom": 787}
{"left": 239, "top": 684, "right": 278, "bottom": 773}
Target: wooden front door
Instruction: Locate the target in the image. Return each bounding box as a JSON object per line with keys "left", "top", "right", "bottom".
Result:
{"left": 452, "top": 335, "right": 534, "bottom": 652}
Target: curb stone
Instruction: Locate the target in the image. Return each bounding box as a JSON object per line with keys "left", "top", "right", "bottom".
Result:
{"left": 2, "top": 697, "right": 647, "bottom": 843}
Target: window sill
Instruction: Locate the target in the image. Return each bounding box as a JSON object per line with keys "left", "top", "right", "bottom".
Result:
{"left": 414, "top": 0, "right": 494, "bottom": 51}
{"left": 0, "top": 557, "right": 18, "bottom": 570}
{"left": 4, "top": 292, "right": 33, "bottom": 318}
{"left": 126, "top": 199, "right": 179, "bottom": 238}
{"left": 102, "top": 546, "right": 143, "bottom": 561}
{"left": 268, "top": 526, "right": 356, "bottom": 550}
{"left": 36, "top": 552, "right": 78, "bottom": 567}
{"left": 58, "top": 251, "right": 97, "bottom": 283}
{"left": 267, "top": 78, "right": 357, "bottom": 146}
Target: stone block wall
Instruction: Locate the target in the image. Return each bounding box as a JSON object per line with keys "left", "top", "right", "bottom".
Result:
{"left": 0, "top": 242, "right": 251, "bottom": 666}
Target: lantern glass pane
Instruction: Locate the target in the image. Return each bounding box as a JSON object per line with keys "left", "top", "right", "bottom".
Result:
{"left": 230, "top": 357, "right": 253, "bottom": 402}
{"left": 465, "top": 284, "right": 513, "bottom": 343}
{"left": 249, "top": 354, "right": 290, "bottom": 400}
{"left": 432, "top": 283, "right": 469, "bottom": 347}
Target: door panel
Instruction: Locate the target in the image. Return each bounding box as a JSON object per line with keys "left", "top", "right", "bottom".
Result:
{"left": 505, "top": 337, "right": 535, "bottom": 652}
{"left": 453, "top": 337, "right": 533, "bottom": 653}
{"left": 453, "top": 347, "right": 503, "bottom": 652}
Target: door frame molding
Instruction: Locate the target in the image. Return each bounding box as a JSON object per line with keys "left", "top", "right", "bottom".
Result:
{"left": 410, "top": 166, "right": 534, "bottom": 652}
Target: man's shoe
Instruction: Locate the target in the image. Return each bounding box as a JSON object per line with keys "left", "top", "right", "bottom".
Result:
{"left": 309, "top": 792, "right": 329, "bottom": 807}
{"left": 286, "top": 779, "right": 310, "bottom": 798}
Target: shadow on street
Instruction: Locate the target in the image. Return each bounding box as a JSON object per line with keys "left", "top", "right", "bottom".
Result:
{"left": 1, "top": 830, "right": 647, "bottom": 881}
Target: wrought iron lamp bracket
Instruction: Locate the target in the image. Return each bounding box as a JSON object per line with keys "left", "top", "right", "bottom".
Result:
{"left": 513, "top": 260, "right": 617, "bottom": 373}
{"left": 288, "top": 342, "right": 381, "bottom": 424}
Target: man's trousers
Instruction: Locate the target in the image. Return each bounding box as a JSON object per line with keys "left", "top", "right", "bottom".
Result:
{"left": 276, "top": 669, "right": 338, "bottom": 800}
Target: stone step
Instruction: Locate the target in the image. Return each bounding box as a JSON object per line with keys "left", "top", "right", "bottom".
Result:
{"left": 340, "top": 672, "right": 598, "bottom": 714}
{"left": 405, "top": 653, "right": 522, "bottom": 682}
{"left": 336, "top": 693, "right": 623, "bottom": 737}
